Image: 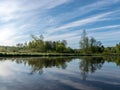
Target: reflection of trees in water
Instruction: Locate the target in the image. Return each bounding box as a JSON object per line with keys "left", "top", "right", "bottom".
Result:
{"left": 25, "top": 57, "right": 71, "bottom": 75}
{"left": 79, "top": 57, "right": 105, "bottom": 80}
{"left": 0, "top": 56, "right": 120, "bottom": 76}
{"left": 1, "top": 57, "right": 74, "bottom": 75}
{"left": 103, "top": 56, "right": 120, "bottom": 66}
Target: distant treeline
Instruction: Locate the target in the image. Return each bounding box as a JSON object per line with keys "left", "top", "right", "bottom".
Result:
{"left": 79, "top": 30, "right": 120, "bottom": 54}
{"left": 0, "top": 30, "right": 120, "bottom": 54}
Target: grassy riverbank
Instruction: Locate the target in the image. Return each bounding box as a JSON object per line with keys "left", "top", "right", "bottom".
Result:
{"left": 0, "top": 52, "right": 119, "bottom": 57}
{"left": 0, "top": 52, "right": 85, "bottom": 57}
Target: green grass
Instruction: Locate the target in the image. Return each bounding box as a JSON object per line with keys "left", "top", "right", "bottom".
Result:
{"left": 0, "top": 52, "right": 77, "bottom": 57}
{"left": 0, "top": 52, "right": 119, "bottom": 57}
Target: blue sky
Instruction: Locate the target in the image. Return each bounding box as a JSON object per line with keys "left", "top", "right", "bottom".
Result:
{"left": 0, "top": 0, "right": 120, "bottom": 48}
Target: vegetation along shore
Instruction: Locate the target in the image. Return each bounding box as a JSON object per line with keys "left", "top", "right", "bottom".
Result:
{"left": 0, "top": 30, "right": 120, "bottom": 57}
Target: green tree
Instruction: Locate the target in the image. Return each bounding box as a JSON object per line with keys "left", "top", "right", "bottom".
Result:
{"left": 28, "top": 34, "right": 45, "bottom": 52}
{"left": 115, "top": 43, "right": 120, "bottom": 53}
{"left": 44, "top": 41, "right": 53, "bottom": 52}
{"left": 56, "top": 44, "right": 65, "bottom": 53}
{"left": 79, "top": 30, "right": 90, "bottom": 53}
{"left": 80, "top": 30, "right": 104, "bottom": 54}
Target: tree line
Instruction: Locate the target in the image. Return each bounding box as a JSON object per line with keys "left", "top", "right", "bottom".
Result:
{"left": 79, "top": 30, "right": 104, "bottom": 54}
{"left": 26, "top": 34, "right": 74, "bottom": 53}
{"left": 79, "top": 30, "right": 120, "bottom": 54}
{"left": 0, "top": 30, "right": 120, "bottom": 54}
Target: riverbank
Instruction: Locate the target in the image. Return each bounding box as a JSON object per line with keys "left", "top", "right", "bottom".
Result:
{"left": 0, "top": 52, "right": 87, "bottom": 57}
{"left": 0, "top": 52, "right": 119, "bottom": 57}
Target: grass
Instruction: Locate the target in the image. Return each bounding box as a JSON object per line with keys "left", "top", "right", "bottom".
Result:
{"left": 0, "top": 52, "right": 77, "bottom": 57}
{"left": 0, "top": 52, "right": 119, "bottom": 57}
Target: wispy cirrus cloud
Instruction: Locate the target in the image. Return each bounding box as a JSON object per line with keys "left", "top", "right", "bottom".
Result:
{"left": 0, "top": 0, "right": 70, "bottom": 46}
{"left": 46, "top": 12, "right": 112, "bottom": 34}
{"left": 0, "top": 0, "right": 119, "bottom": 48}
{"left": 88, "top": 24, "right": 120, "bottom": 32}
{"left": 48, "top": 0, "right": 120, "bottom": 23}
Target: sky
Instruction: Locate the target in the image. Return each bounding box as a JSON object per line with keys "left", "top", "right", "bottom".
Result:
{"left": 0, "top": 0, "right": 120, "bottom": 48}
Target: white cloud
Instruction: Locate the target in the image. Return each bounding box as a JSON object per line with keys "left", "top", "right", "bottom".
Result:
{"left": 45, "top": 33, "right": 77, "bottom": 41}
{"left": 46, "top": 12, "right": 112, "bottom": 34}
{"left": 0, "top": 0, "right": 70, "bottom": 46}
{"left": 0, "top": 0, "right": 119, "bottom": 47}
{"left": 0, "top": 23, "right": 30, "bottom": 46}
{"left": 87, "top": 29, "right": 120, "bottom": 45}
{"left": 51, "top": 0, "right": 120, "bottom": 23}
{"left": 88, "top": 24, "right": 120, "bottom": 31}
{"left": 19, "top": 0, "right": 70, "bottom": 11}
{"left": 0, "top": 0, "right": 70, "bottom": 22}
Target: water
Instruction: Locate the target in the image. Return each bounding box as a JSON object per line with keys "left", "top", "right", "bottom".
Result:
{"left": 0, "top": 56, "right": 120, "bottom": 90}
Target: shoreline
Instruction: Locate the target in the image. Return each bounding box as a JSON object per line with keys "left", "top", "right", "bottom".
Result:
{"left": 0, "top": 52, "right": 119, "bottom": 57}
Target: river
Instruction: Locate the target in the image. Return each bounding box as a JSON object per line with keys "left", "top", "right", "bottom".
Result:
{"left": 0, "top": 56, "right": 120, "bottom": 90}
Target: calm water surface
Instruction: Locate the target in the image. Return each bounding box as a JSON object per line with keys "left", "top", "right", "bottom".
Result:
{"left": 0, "top": 56, "right": 120, "bottom": 90}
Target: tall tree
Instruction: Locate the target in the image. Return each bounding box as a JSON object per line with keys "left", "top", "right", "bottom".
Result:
{"left": 79, "top": 30, "right": 104, "bottom": 54}
{"left": 79, "top": 30, "right": 89, "bottom": 53}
